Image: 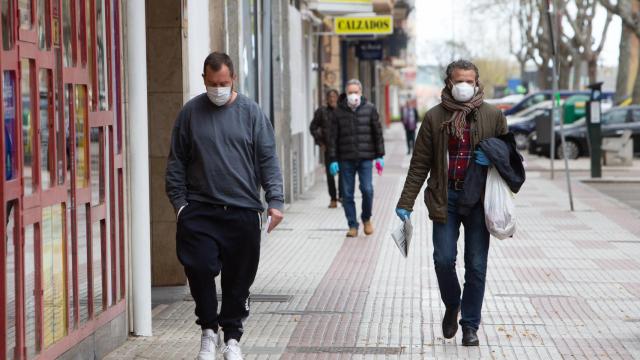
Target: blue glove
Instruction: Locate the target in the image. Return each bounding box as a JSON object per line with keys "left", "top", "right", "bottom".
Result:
{"left": 395, "top": 208, "right": 412, "bottom": 221}
{"left": 375, "top": 157, "right": 384, "bottom": 168}
{"left": 474, "top": 149, "right": 490, "bottom": 166}
{"left": 329, "top": 162, "right": 340, "bottom": 176}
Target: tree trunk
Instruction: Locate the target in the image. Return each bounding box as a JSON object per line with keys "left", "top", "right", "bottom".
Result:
{"left": 615, "top": 20, "right": 633, "bottom": 103}
{"left": 519, "top": 59, "right": 527, "bottom": 80}
{"left": 573, "top": 59, "right": 582, "bottom": 90}
{"left": 537, "top": 62, "right": 552, "bottom": 90}
{"left": 559, "top": 61, "right": 572, "bottom": 89}
{"left": 587, "top": 59, "right": 598, "bottom": 85}
{"left": 633, "top": 63, "right": 640, "bottom": 104}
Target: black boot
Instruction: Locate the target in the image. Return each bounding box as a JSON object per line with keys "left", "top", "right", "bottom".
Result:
{"left": 462, "top": 327, "right": 479, "bottom": 346}
{"left": 442, "top": 305, "right": 460, "bottom": 339}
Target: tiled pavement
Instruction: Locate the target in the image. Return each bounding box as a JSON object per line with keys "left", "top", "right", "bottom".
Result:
{"left": 106, "top": 124, "right": 640, "bottom": 359}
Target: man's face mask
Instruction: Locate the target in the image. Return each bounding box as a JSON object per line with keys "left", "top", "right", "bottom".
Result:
{"left": 207, "top": 86, "right": 232, "bottom": 106}
{"left": 347, "top": 94, "right": 361, "bottom": 108}
{"left": 451, "top": 82, "right": 476, "bottom": 103}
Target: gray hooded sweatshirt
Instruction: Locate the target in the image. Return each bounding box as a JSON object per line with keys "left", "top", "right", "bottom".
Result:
{"left": 165, "top": 93, "right": 284, "bottom": 213}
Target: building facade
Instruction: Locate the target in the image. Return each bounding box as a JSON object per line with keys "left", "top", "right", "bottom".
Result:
{"left": 2, "top": 0, "right": 412, "bottom": 358}
{"left": 2, "top": 0, "right": 127, "bottom": 358}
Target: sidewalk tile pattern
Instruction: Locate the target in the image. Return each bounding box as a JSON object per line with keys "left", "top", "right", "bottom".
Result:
{"left": 106, "top": 125, "right": 640, "bottom": 359}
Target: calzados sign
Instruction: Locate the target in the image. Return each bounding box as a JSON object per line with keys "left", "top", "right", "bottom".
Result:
{"left": 334, "top": 16, "right": 393, "bottom": 35}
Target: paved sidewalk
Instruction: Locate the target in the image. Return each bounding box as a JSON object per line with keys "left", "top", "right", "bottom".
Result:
{"left": 106, "top": 124, "right": 640, "bottom": 359}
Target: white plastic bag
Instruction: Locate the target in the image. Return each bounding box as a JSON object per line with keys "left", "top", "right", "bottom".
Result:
{"left": 484, "top": 167, "right": 516, "bottom": 240}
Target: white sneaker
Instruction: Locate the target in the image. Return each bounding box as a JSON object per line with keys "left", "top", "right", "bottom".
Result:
{"left": 196, "top": 329, "right": 221, "bottom": 360}
{"left": 223, "top": 339, "right": 244, "bottom": 360}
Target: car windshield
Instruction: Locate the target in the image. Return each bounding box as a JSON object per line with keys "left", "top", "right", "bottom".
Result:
{"left": 513, "top": 102, "right": 551, "bottom": 118}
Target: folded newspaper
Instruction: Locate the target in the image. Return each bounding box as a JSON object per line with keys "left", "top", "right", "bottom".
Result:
{"left": 391, "top": 218, "right": 413, "bottom": 257}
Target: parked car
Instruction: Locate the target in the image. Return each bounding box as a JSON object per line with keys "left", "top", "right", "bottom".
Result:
{"left": 504, "top": 90, "right": 615, "bottom": 116}
{"left": 507, "top": 101, "right": 554, "bottom": 149}
{"left": 529, "top": 106, "right": 640, "bottom": 159}
{"left": 485, "top": 94, "right": 525, "bottom": 112}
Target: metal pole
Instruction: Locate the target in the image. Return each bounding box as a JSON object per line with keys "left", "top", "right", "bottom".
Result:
{"left": 126, "top": 0, "right": 153, "bottom": 336}
{"left": 546, "top": 1, "right": 556, "bottom": 179}
{"left": 547, "top": 0, "right": 574, "bottom": 211}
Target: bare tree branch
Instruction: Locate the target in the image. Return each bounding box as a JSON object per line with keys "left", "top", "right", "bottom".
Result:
{"left": 595, "top": 10, "right": 614, "bottom": 54}
{"left": 599, "top": 0, "right": 640, "bottom": 37}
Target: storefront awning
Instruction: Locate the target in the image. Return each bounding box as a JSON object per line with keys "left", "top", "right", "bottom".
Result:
{"left": 308, "top": 0, "right": 374, "bottom": 15}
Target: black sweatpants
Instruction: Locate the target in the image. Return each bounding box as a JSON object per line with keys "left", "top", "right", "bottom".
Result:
{"left": 176, "top": 200, "right": 261, "bottom": 342}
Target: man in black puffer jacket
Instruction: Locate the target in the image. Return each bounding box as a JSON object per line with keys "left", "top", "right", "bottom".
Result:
{"left": 327, "top": 79, "right": 385, "bottom": 238}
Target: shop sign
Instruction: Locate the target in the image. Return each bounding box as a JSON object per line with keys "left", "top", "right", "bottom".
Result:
{"left": 334, "top": 15, "right": 393, "bottom": 35}
{"left": 356, "top": 40, "right": 383, "bottom": 60}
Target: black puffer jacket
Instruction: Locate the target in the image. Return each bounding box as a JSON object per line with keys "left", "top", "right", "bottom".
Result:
{"left": 309, "top": 106, "right": 335, "bottom": 146}
{"left": 327, "top": 94, "right": 385, "bottom": 161}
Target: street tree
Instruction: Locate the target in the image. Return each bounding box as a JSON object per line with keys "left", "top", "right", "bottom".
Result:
{"left": 475, "top": 0, "right": 613, "bottom": 90}
{"left": 561, "top": 0, "right": 613, "bottom": 86}
{"left": 599, "top": 0, "right": 640, "bottom": 103}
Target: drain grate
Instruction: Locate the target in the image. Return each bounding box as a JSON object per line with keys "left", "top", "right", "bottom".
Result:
{"left": 267, "top": 310, "right": 347, "bottom": 315}
{"left": 185, "top": 294, "right": 293, "bottom": 303}
{"left": 287, "top": 346, "right": 404, "bottom": 355}
{"left": 494, "top": 293, "right": 573, "bottom": 299}
{"left": 310, "top": 228, "right": 348, "bottom": 232}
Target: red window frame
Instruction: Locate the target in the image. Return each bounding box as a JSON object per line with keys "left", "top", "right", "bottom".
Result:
{"left": 2, "top": 0, "right": 125, "bottom": 358}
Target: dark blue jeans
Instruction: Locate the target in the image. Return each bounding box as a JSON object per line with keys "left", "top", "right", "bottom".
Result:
{"left": 432, "top": 189, "right": 490, "bottom": 330}
{"left": 339, "top": 160, "right": 373, "bottom": 229}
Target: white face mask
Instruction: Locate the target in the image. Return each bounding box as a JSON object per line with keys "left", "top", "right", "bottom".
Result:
{"left": 347, "top": 94, "right": 361, "bottom": 108}
{"left": 207, "top": 86, "right": 232, "bottom": 106}
{"left": 451, "top": 82, "right": 476, "bottom": 103}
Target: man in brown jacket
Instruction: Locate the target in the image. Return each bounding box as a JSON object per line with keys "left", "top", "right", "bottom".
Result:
{"left": 395, "top": 60, "right": 507, "bottom": 346}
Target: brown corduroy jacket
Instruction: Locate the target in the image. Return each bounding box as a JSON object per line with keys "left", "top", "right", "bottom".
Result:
{"left": 396, "top": 102, "right": 508, "bottom": 224}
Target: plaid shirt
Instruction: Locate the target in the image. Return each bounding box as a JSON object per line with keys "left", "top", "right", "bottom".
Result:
{"left": 448, "top": 120, "right": 472, "bottom": 181}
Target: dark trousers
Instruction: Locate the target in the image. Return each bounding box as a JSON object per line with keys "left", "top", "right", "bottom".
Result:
{"left": 432, "top": 189, "right": 490, "bottom": 330}
{"left": 405, "top": 129, "right": 416, "bottom": 154}
{"left": 324, "top": 152, "right": 340, "bottom": 201}
{"left": 176, "top": 201, "right": 261, "bottom": 342}
{"left": 339, "top": 160, "right": 373, "bottom": 229}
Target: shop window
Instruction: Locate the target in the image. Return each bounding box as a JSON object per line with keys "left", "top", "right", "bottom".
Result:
{"left": 25, "top": 223, "right": 40, "bottom": 358}
{"left": 111, "top": 3, "right": 121, "bottom": 153}
{"left": 83, "top": 0, "right": 93, "bottom": 108}
{"left": 5, "top": 201, "right": 17, "bottom": 359}
{"left": 64, "top": 85, "right": 71, "bottom": 184}
{"left": 37, "top": 0, "right": 49, "bottom": 49}
{"left": 92, "top": 221, "right": 103, "bottom": 316}
{"left": 62, "top": 0, "right": 73, "bottom": 67}
{"left": 1, "top": 0, "right": 14, "bottom": 49}
{"left": 90, "top": 127, "right": 103, "bottom": 205}
{"left": 117, "top": 168, "right": 124, "bottom": 301}
{"left": 77, "top": 204, "right": 89, "bottom": 324}
{"left": 65, "top": 197, "right": 75, "bottom": 329}
{"left": 19, "top": 0, "right": 32, "bottom": 30}
{"left": 54, "top": 74, "right": 63, "bottom": 186}
{"left": 39, "top": 69, "right": 53, "bottom": 190}
{"left": 3, "top": 71, "right": 17, "bottom": 181}
{"left": 21, "top": 59, "right": 34, "bottom": 195}
{"left": 74, "top": 85, "right": 87, "bottom": 188}
{"left": 42, "top": 204, "right": 67, "bottom": 348}
{"left": 241, "top": 0, "right": 259, "bottom": 101}
{"left": 96, "top": 0, "right": 108, "bottom": 110}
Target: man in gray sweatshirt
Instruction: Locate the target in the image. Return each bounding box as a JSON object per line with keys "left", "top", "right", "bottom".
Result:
{"left": 165, "top": 52, "right": 284, "bottom": 360}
